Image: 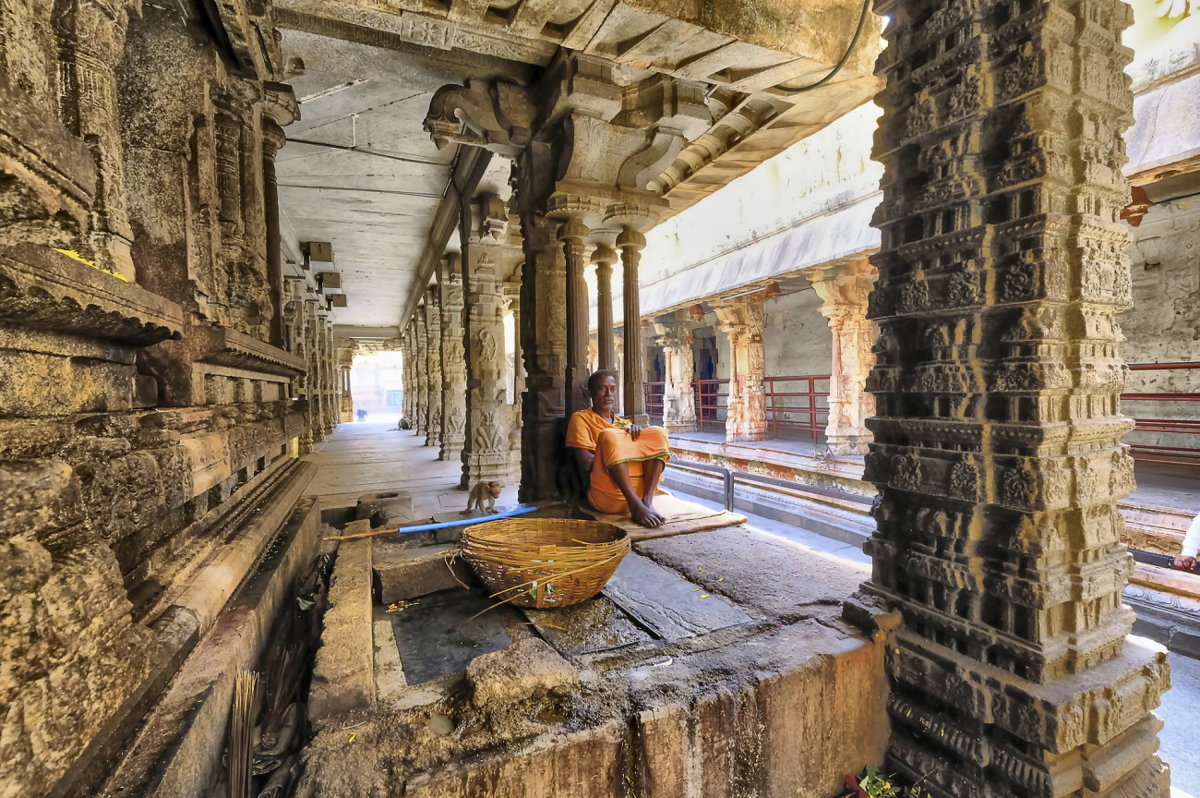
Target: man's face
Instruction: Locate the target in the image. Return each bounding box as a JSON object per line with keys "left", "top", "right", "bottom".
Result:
{"left": 591, "top": 375, "right": 618, "bottom": 411}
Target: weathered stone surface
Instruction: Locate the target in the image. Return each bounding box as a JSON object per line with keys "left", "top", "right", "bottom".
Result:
{"left": 860, "top": 1, "right": 1169, "bottom": 795}
{"left": 356, "top": 489, "right": 416, "bottom": 528}
{"left": 375, "top": 542, "right": 472, "bottom": 603}
{"left": 466, "top": 637, "right": 579, "bottom": 708}
{"left": 635, "top": 524, "right": 863, "bottom": 619}
{"left": 605, "top": 552, "right": 753, "bottom": 638}
{"left": 310, "top": 538, "right": 376, "bottom": 724}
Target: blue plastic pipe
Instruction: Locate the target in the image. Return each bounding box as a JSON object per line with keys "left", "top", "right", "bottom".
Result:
{"left": 387, "top": 503, "right": 537, "bottom": 535}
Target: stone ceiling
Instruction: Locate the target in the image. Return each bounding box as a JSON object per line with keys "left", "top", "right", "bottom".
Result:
{"left": 275, "top": 0, "right": 882, "bottom": 332}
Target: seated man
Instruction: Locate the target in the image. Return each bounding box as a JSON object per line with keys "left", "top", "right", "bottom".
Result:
{"left": 566, "top": 370, "right": 671, "bottom": 528}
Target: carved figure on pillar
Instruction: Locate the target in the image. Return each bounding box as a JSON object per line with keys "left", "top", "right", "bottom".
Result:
{"left": 652, "top": 312, "right": 697, "bottom": 433}
{"left": 712, "top": 291, "right": 770, "bottom": 442}
{"left": 808, "top": 260, "right": 878, "bottom": 456}
{"left": 854, "top": 2, "right": 1168, "bottom": 796}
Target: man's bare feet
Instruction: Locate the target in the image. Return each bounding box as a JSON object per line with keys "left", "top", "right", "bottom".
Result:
{"left": 630, "top": 501, "right": 665, "bottom": 528}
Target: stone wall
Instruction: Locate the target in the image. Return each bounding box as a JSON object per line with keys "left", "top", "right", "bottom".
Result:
{"left": 763, "top": 288, "right": 834, "bottom": 378}
{"left": 1122, "top": 196, "right": 1200, "bottom": 453}
{"left": 0, "top": 1, "right": 335, "bottom": 794}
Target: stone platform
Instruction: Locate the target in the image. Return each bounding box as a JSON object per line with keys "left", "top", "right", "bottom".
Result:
{"left": 296, "top": 518, "right": 887, "bottom": 797}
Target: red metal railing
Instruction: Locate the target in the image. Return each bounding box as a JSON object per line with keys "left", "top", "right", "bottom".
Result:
{"left": 694, "top": 379, "right": 728, "bottom": 431}
{"left": 764, "top": 374, "right": 830, "bottom": 441}
{"left": 645, "top": 381, "right": 665, "bottom": 426}
{"left": 1123, "top": 362, "right": 1200, "bottom": 467}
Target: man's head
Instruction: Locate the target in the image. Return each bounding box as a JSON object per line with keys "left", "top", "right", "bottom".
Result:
{"left": 587, "top": 370, "right": 618, "bottom": 412}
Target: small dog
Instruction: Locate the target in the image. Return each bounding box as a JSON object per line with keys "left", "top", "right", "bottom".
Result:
{"left": 463, "top": 480, "right": 502, "bottom": 514}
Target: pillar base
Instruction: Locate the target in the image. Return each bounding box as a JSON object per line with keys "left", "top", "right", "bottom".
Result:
{"left": 462, "top": 450, "right": 521, "bottom": 490}
{"left": 870, "top": 610, "right": 1169, "bottom": 798}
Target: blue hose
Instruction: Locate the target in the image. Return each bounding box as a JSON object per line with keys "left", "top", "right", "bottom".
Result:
{"left": 388, "top": 503, "right": 537, "bottom": 534}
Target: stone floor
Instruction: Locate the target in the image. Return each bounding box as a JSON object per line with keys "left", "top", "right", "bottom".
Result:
{"left": 300, "top": 421, "right": 893, "bottom": 797}
{"left": 305, "top": 419, "right": 520, "bottom": 515}
{"left": 666, "top": 483, "right": 1200, "bottom": 797}
{"left": 304, "top": 421, "right": 1200, "bottom": 796}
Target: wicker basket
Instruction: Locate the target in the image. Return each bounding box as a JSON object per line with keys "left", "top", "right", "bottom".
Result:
{"left": 459, "top": 518, "right": 630, "bottom": 609}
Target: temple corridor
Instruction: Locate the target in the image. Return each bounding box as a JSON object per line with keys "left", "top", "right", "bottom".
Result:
{"left": 4, "top": 0, "right": 1200, "bottom": 795}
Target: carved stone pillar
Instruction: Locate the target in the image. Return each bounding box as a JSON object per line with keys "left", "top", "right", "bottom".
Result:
{"left": 558, "top": 215, "right": 592, "bottom": 413}
{"left": 318, "top": 308, "right": 336, "bottom": 435}
{"left": 463, "top": 253, "right": 520, "bottom": 487}
{"left": 593, "top": 244, "right": 618, "bottom": 371}
{"left": 503, "top": 267, "right": 525, "bottom": 403}
{"left": 855, "top": 2, "right": 1168, "bottom": 797}
{"left": 807, "top": 259, "right": 878, "bottom": 456}
{"left": 262, "top": 91, "right": 296, "bottom": 348}
{"left": 337, "top": 341, "right": 356, "bottom": 423}
{"left": 401, "top": 323, "right": 415, "bottom": 429}
{"left": 515, "top": 206, "right": 567, "bottom": 500}
{"left": 652, "top": 312, "right": 697, "bottom": 433}
{"left": 712, "top": 292, "right": 768, "bottom": 442}
{"left": 56, "top": 0, "right": 138, "bottom": 280}
{"left": 502, "top": 273, "right": 524, "bottom": 465}
{"left": 440, "top": 255, "right": 467, "bottom": 461}
{"left": 424, "top": 285, "right": 443, "bottom": 448}
{"left": 414, "top": 304, "right": 429, "bottom": 436}
{"left": 617, "top": 226, "right": 649, "bottom": 426}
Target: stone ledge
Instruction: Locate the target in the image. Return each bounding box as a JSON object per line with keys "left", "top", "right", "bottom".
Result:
{"left": 310, "top": 537, "right": 377, "bottom": 724}
{"left": 0, "top": 245, "right": 184, "bottom": 345}
{"left": 95, "top": 486, "right": 322, "bottom": 797}
{"left": 375, "top": 542, "right": 473, "bottom": 603}
{"left": 194, "top": 324, "right": 307, "bottom": 377}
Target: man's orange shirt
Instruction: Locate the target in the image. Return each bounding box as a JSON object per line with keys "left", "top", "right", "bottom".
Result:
{"left": 566, "top": 408, "right": 640, "bottom": 513}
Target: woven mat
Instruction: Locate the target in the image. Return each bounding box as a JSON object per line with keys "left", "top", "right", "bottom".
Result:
{"left": 582, "top": 493, "right": 747, "bottom": 542}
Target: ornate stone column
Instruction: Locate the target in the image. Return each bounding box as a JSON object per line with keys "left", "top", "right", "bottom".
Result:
{"left": 55, "top": 0, "right": 138, "bottom": 280}
{"left": 440, "top": 254, "right": 468, "bottom": 461}
{"left": 337, "top": 340, "right": 356, "bottom": 423}
{"left": 262, "top": 88, "right": 297, "bottom": 348}
{"left": 463, "top": 253, "right": 520, "bottom": 486}
{"left": 712, "top": 292, "right": 768, "bottom": 442}
{"left": 854, "top": 2, "right": 1168, "bottom": 797}
{"left": 424, "top": 285, "right": 443, "bottom": 448}
{"left": 616, "top": 226, "right": 649, "bottom": 426}
{"left": 401, "top": 322, "right": 416, "bottom": 429}
{"left": 593, "top": 244, "right": 618, "bottom": 371}
{"left": 557, "top": 215, "right": 593, "bottom": 413}
{"left": 414, "top": 305, "right": 429, "bottom": 436}
{"left": 318, "top": 307, "right": 336, "bottom": 435}
{"left": 502, "top": 272, "right": 524, "bottom": 467}
{"left": 652, "top": 311, "right": 697, "bottom": 433}
{"left": 807, "top": 259, "right": 878, "bottom": 456}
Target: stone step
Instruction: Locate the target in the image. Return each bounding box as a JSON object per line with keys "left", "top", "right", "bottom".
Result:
{"left": 374, "top": 542, "right": 474, "bottom": 603}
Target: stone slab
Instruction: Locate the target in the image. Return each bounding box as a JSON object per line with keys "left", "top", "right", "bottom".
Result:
{"left": 521, "top": 597, "right": 653, "bottom": 655}
{"left": 309, "top": 537, "right": 375, "bottom": 724}
{"left": 374, "top": 542, "right": 473, "bottom": 603}
{"left": 635, "top": 525, "right": 865, "bottom": 620}
{"left": 466, "top": 637, "right": 579, "bottom": 708}
{"left": 583, "top": 492, "right": 747, "bottom": 542}
{"left": 356, "top": 489, "right": 415, "bottom": 527}
{"left": 603, "top": 552, "right": 753, "bottom": 639}
{"left": 388, "top": 589, "right": 513, "bottom": 685}
{"left": 430, "top": 505, "right": 522, "bottom": 543}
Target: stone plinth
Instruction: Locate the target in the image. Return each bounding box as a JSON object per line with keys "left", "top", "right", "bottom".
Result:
{"left": 295, "top": 524, "right": 889, "bottom": 798}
